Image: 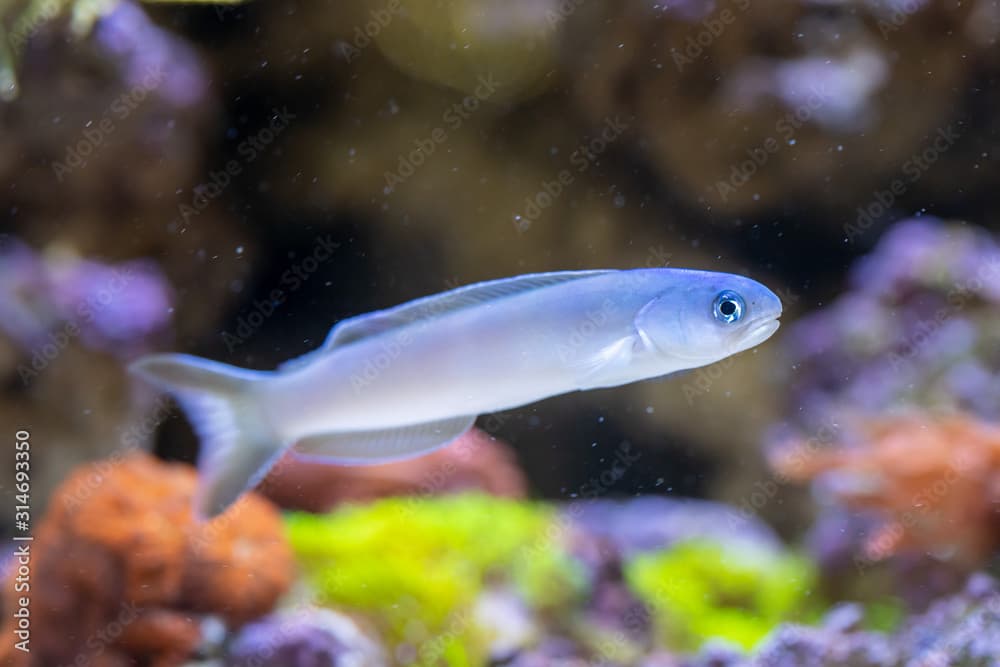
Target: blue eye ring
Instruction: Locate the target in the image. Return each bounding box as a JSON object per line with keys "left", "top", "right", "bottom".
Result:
{"left": 713, "top": 290, "right": 745, "bottom": 324}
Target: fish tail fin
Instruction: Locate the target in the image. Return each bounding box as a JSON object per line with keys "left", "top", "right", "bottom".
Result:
{"left": 128, "top": 353, "right": 284, "bottom": 519}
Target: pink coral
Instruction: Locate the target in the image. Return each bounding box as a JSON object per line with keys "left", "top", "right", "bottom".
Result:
{"left": 260, "top": 427, "right": 527, "bottom": 512}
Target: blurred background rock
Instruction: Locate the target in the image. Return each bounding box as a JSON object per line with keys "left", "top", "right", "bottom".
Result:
{"left": 1, "top": 0, "right": 998, "bottom": 536}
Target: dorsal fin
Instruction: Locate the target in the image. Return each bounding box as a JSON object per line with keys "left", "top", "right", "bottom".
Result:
{"left": 277, "top": 270, "right": 611, "bottom": 372}
{"left": 332, "top": 270, "right": 611, "bottom": 346}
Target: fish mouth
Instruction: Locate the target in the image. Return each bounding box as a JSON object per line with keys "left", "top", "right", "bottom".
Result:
{"left": 665, "top": 316, "right": 782, "bottom": 362}
{"left": 739, "top": 317, "right": 781, "bottom": 349}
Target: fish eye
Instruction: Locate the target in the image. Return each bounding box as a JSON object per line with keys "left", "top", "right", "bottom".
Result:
{"left": 713, "top": 291, "right": 745, "bottom": 324}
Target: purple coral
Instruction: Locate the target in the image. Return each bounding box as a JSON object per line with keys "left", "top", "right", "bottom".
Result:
{"left": 47, "top": 255, "right": 172, "bottom": 350}
{"left": 894, "top": 573, "right": 1000, "bottom": 666}
{"left": 225, "top": 607, "right": 386, "bottom": 667}
{"left": 0, "top": 237, "right": 172, "bottom": 357}
{"left": 567, "top": 496, "right": 783, "bottom": 560}
{"left": 0, "top": 238, "right": 53, "bottom": 346}
{"left": 674, "top": 573, "right": 1000, "bottom": 666}
{"left": 562, "top": 497, "right": 785, "bottom": 656}
{"left": 781, "top": 217, "right": 1000, "bottom": 429}
{"left": 94, "top": 0, "right": 208, "bottom": 108}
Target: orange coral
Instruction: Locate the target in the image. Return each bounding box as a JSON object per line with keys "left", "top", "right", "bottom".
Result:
{"left": 182, "top": 496, "right": 298, "bottom": 624}
{"left": 771, "top": 414, "right": 1000, "bottom": 568}
{"left": 259, "top": 427, "right": 527, "bottom": 512}
{"left": 0, "top": 452, "right": 293, "bottom": 667}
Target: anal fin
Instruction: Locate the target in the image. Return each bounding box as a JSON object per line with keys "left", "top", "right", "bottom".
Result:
{"left": 292, "top": 415, "right": 476, "bottom": 464}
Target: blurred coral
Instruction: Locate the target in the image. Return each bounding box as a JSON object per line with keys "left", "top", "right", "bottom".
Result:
{"left": 568, "top": 1, "right": 987, "bottom": 218}
{"left": 0, "top": 236, "right": 177, "bottom": 520}
{"left": 564, "top": 497, "right": 790, "bottom": 655}
{"left": 0, "top": 0, "right": 256, "bottom": 516}
{"left": 0, "top": 452, "right": 293, "bottom": 667}
{"left": 259, "top": 427, "right": 527, "bottom": 512}
{"left": 226, "top": 607, "right": 387, "bottom": 667}
{"left": 364, "top": 0, "right": 561, "bottom": 102}
{"left": 504, "top": 637, "right": 594, "bottom": 667}
{"left": 7, "top": 1, "right": 1000, "bottom": 664}
{"left": 625, "top": 540, "right": 817, "bottom": 651}
{"left": 285, "top": 494, "right": 586, "bottom": 665}
{"left": 770, "top": 217, "right": 1000, "bottom": 602}
{"left": 0, "top": 237, "right": 172, "bottom": 358}
{"left": 679, "top": 573, "right": 1000, "bottom": 666}
{"left": 0, "top": 0, "right": 253, "bottom": 340}
{"left": 782, "top": 218, "right": 1000, "bottom": 428}
{"left": 727, "top": 602, "right": 900, "bottom": 667}
{"left": 771, "top": 413, "right": 1000, "bottom": 569}
{"left": 891, "top": 572, "right": 1000, "bottom": 666}
{"left": 567, "top": 496, "right": 784, "bottom": 560}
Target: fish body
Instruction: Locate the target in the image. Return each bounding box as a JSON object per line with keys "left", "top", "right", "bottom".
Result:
{"left": 130, "top": 269, "right": 782, "bottom": 517}
{"left": 269, "top": 271, "right": 664, "bottom": 432}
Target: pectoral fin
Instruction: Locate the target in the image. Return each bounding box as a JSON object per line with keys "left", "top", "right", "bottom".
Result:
{"left": 292, "top": 415, "right": 476, "bottom": 464}
{"left": 572, "top": 335, "right": 644, "bottom": 388}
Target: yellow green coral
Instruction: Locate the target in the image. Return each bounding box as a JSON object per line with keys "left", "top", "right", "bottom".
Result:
{"left": 624, "top": 540, "right": 818, "bottom": 652}
{"left": 285, "top": 493, "right": 586, "bottom": 665}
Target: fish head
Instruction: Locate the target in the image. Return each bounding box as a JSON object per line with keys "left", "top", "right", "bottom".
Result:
{"left": 635, "top": 271, "right": 783, "bottom": 364}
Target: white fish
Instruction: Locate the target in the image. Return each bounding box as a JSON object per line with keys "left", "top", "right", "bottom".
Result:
{"left": 130, "top": 269, "right": 782, "bottom": 516}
